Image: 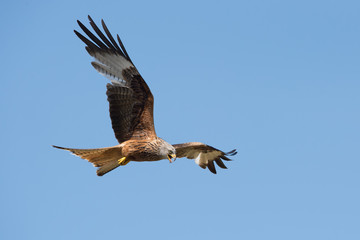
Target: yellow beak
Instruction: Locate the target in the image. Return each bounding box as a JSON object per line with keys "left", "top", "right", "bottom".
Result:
{"left": 167, "top": 154, "right": 177, "bottom": 163}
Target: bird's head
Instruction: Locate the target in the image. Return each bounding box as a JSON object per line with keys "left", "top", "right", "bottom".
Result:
{"left": 160, "top": 141, "right": 176, "bottom": 163}
{"left": 167, "top": 149, "right": 177, "bottom": 163}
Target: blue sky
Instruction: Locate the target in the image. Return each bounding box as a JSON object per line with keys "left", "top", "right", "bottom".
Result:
{"left": 1, "top": 0, "right": 360, "bottom": 239}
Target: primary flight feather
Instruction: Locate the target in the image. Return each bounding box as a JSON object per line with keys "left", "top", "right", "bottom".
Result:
{"left": 54, "top": 16, "right": 237, "bottom": 176}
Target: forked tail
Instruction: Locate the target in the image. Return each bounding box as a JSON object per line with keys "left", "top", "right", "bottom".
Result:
{"left": 53, "top": 145, "right": 124, "bottom": 176}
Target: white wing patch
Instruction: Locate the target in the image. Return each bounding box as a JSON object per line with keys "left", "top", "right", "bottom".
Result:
{"left": 89, "top": 51, "right": 133, "bottom": 86}
{"left": 92, "top": 51, "right": 133, "bottom": 73}
{"left": 91, "top": 61, "right": 127, "bottom": 86}
{"left": 195, "top": 152, "right": 203, "bottom": 167}
{"left": 194, "top": 151, "right": 221, "bottom": 169}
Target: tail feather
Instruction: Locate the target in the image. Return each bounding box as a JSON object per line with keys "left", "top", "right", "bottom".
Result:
{"left": 96, "top": 161, "right": 121, "bottom": 176}
{"left": 53, "top": 145, "right": 124, "bottom": 176}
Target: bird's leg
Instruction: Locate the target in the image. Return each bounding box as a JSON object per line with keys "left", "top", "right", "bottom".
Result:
{"left": 118, "top": 157, "right": 130, "bottom": 166}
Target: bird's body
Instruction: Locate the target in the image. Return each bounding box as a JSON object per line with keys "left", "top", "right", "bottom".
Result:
{"left": 54, "top": 16, "right": 237, "bottom": 176}
{"left": 120, "top": 138, "right": 175, "bottom": 162}
{"left": 55, "top": 137, "right": 175, "bottom": 176}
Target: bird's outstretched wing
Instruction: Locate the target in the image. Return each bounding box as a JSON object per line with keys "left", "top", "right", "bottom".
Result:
{"left": 173, "top": 142, "right": 237, "bottom": 174}
{"left": 74, "top": 16, "right": 156, "bottom": 143}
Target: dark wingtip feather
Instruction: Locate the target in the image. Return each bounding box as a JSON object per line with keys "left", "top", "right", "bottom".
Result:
{"left": 74, "top": 30, "right": 99, "bottom": 50}
{"left": 221, "top": 155, "right": 232, "bottom": 161}
{"left": 207, "top": 161, "right": 217, "bottom": 174}
{"left": 117, "top": 34, "right": 132, "bottom": 63}
{"left": 220, "top": 149, "right": 237, "bottom": 161}
{"left": 226, "top": 149, "right": 237, "bottom": 156}
{"left": 88, "top": 16, "right": 117, "bottom": 51}
{"left": 77, "top": 19, "right": 108, "bottom": 49}
{"left": 215, "top": 158, "right": 228, "bottom": 169}
{"left": 101, "top": 19, "right": 122, "bottom": 52}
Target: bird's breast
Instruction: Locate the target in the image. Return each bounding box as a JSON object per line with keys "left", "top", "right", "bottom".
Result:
{"left": 121, "top": 139, "right": 164, "bottom": 162}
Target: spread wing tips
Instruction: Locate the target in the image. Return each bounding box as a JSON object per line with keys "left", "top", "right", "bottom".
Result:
{"left": 75, "top": 16, "right": 131, "bottom": 62}
{"left": 87, "top": 15, "right": 117, "bottom": 51}
{"left": 77, "top": 19, "right": 107, "bottom": 49}
{"left": 174, "top": 143, "right": 236, "bottom": 174}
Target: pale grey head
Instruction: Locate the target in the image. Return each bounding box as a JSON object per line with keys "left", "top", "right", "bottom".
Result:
{"left": 158, "top": 140, "right": 176, "bottom": 162}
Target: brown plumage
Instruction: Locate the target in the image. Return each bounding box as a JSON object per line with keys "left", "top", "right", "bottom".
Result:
{"left": 54, "top": 16, "right": 237, "bottom": 176}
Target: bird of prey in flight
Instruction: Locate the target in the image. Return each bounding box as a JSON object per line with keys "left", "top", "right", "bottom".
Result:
{"left": 54, "top": 16, "right": 237, "bottom": 176}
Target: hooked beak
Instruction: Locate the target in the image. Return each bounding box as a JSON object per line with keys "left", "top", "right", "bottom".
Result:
{"left": 167, "top": 154, "right": 177, "bottom": 163}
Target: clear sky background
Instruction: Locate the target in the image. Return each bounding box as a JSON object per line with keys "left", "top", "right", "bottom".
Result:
{"left": 1, "top": 0, "right": 359, "bottom": 239}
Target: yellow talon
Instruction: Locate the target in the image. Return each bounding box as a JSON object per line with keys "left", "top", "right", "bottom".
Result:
{"left": 118, "top": 157, "right": 130, "bottom": 166}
